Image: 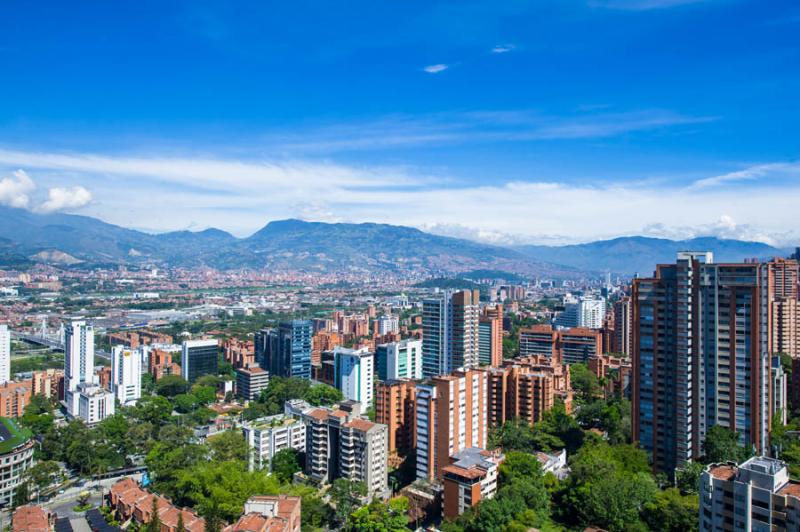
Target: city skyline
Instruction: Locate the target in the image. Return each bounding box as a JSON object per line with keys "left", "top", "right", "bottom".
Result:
{"left": 1, "top": 1, "right": 799, "bottom": 245}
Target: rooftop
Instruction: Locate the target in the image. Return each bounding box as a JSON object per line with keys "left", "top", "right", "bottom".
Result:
{"left": 0, "top": 417, "right": 32, "bottom": 454}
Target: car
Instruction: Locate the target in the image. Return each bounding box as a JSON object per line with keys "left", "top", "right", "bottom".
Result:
{"left": 58, "top": 489, "right": 65, "bottom": 494}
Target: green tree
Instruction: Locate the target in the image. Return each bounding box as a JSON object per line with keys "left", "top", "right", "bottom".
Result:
{"left": 147, "top": 496, "right": 162, "bottom": 532}
{"left": 570, "top": 363, "right": 600, "bottom": 403}
{"left": 156, "top": 375, "right": 190, "bottom": 397}
{"left": 329, "top": 478, "right": 368, "bottom": 524}
{"left": 191, "top": 385, "right": 218, "bottom": 405}
{"left": 675, "top": 461, "right": 705, "bottom": 495}
{"left": 345, "top": 497, "right": 409, "bottom": 531}
{"left": 271, "top": 448, "right": 302, "bottom": 483}
{"left": 173, "top": 393, "right": 200, "bottom": 413}
{"left": 702, "top": 425, "right": 748, "bottom": 463}
{"left": 304, "top": 383, "right": 343, "bottom": 406}
{"left": 642, "top": 488, "right": 699, "bottom": 532}
{"left": 176, "top": 512, "right": 186, "bottom": 532}
{"left": 207, "top": 431, "right": 249, "bottom": 462}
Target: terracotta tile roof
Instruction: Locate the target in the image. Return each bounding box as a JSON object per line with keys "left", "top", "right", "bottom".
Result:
{"left": 779, "top": 481, "right": 800, "bottom": 499}
{"left": 708, "top": 464, "right": 738, "bottom": 481}
{"left": 344, "top": 418, "right": 375, "bottom": 432}
{"left": 305, "top": 408, "right": 330, "bottom": 421}
{"left": 12, "top": 505, "right": 50, "bottom": 532}
{"left": 442, "top": 464, "right": 487, "bottom": 480}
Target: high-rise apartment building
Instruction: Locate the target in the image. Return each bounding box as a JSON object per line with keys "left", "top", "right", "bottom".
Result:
{"left": 768, "top": 259, "right": 800, "bottom": 357}
{"left": 0, "top": 324, "right": 10, "bottom": 385}
{"left": 334, "top": 346, "right": 374, "bottom": 406}
{"left": 236, "top": 363, "right": 270, "bottom": 401}
{"left": 376, "top": 315, "right": 400, "bottom": 335}
{"left": 556, "top": 295, "right": 606, "bottom": 329}
{"left": 242, "top": 414, "right": 306, "bottom": 471}
{"left": 111, "top": 345, "right": 142, "bottom": 406}
{"left": 300, "top": 406, "right": 388, "bottom": 497}
{"left": 422, "top": 290, "right": 480, "bottom": 377}
{"left": 519, "top": 325, "right": 602, "bottom": 364}
{"left": 478, "top": 305, "right": 503, "bottom": 367}
{"left": 375, "top": 379, "right": 416, "bottom": 466}
{"left": 700, "top": 456, "right": 800, "bottom": 531}
{"left": 415, "top": 368, "right": 488, "bottom": 481}
{"left": 256, "top": 321, "right": 312, "bottom": 380}
{"left": 181, "top": 339, "right": 219, "bottom": 382}
{"left": 375, "top": 339, "right": 422, "bottom": 381}
{"left": 612, "top": 296, "right": 633, "bottom": 356}
{"left": 632, "top": 252, "right": 773, "bottom": 474}
{"left": 487, "top": 363, "right": 554, "bottom": 427}
{"left": 64, "top": 320, "right": 95, "bottom": 392}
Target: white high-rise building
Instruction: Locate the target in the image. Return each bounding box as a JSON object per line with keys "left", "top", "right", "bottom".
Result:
{"left": 376, "top": 315, "right": 399, "bottom": 335}
{"left": 64, "top": 320, "right": 114, "bottom": 423}
{"left": 376, "top": 339, "right": 422, "bottom": 380}
{"left": 0, "top": 324, "right": 10, "bottom": 385}
{"left": 334, "top": 346, "right": 374, "bottom": 406}
{"left": 111, "top": 345, "right": 142, "bottom": 406}
{"left": 578, "top": 296, "right": 606, "bottom": 329}
{"left": 64, "top": 320, "right": 96, "bottom": 392}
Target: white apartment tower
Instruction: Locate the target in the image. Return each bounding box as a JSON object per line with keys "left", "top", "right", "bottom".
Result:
{"left": 0, "top": 324, "right": 10, "bottom": 385}
{"left": 111, "top": 345, "right": 142, "bottom": 406}
{"left": 334, "top": 346, "right": 375, "bottom": 406}
{"left": 65, "top": 320, "right": 96, "bottom": 392}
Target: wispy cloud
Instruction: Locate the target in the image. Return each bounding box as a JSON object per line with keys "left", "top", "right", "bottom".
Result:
{"left": 270, "top": 109, "right": 716, "bottom": 153}
{"left": 423, "top": 63, "right": 448, "bottom": 74}
{"left": 589, "top": 0, "right": 710, "bottom": 10}
{"left": 689, "top": 162, "right": 800, "bottom": 190}
{"left": 491, "top": 44, "right": 515, "bottom": 54}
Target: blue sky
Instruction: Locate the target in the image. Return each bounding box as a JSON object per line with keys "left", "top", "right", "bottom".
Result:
{"left": 0, "top": 0, "right": 799, "bottom": 245}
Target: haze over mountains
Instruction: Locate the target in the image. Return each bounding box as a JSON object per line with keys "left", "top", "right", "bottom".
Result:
{"left": 0, "top": 206, "right": 791, "bottom": 276}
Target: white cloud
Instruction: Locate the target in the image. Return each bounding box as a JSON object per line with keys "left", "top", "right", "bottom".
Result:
{"left": 423, "top": 64, "right": 448, "bottom": 74}
{"left": 491, "top": 44, "right": 515, "bottom": 54}
{"left": 2, "top": 147, "right": 799, "bottom": 247}
{"left": 36, "top": 186, "right": 93, "bottom": 213}
{"left": 0, "top": 169, "right": 35, "bottom": 208}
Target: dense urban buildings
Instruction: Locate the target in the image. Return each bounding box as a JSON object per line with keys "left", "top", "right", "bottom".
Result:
{"left": 375, "top": 339, "right": 422, "bottom": 381}
{"left": 700, "top": 456, "right": 800, "bottom": 531}
{"left": 633, "top": 252, "right": 776, "bottom": 474}
{"left": 422, "top": 290, "right": 480, "bottom": 377}
{"left": 181, "top": 339, "right": 219, "bottom": 382}
{"left": 416, "top": 368, "right": 488, "bottom": 481}
{"left": 256, "top": 320, "right": 313, "bottom": 380}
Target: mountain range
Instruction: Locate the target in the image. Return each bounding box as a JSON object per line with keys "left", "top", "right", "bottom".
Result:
{"left": 0, "top": 206, "right": 792, "bottom": 276}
